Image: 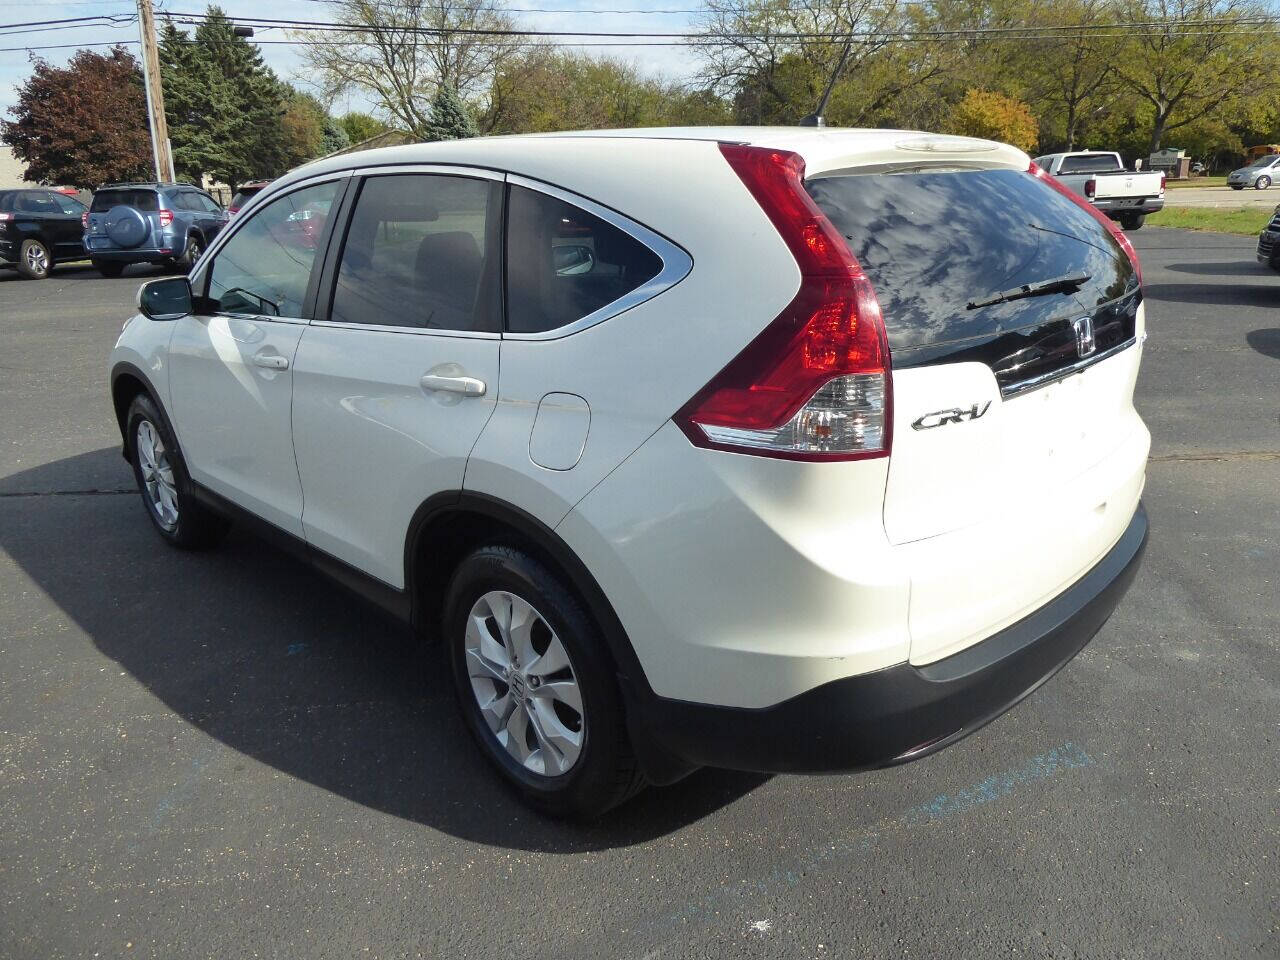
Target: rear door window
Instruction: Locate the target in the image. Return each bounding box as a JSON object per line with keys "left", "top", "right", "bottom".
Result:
{"left": 91, "top": 190, "right": 158, "bottom": 212}
{"left": 505, "top": 185, "right": 663, "bottom": 334}
{"left": 805, "top": 166, "right": 1136, "bottom": 365}
{"left": 15, "top": 192, "right": 61, "bottom": 214}
{"left": 329, "top": 173, "right": 500, "bottom": 332}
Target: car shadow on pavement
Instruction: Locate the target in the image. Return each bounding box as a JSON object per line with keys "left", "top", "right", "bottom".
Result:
{"left": 1140, "top": 281, "right": 1280, "bottom": 308}
{"left": 1246, "top": 328, "right": 1280, "bottom": 360}
{"left": 1162, "top": 261, "right": 1273, "bottom": 276}
{"left": 0, "top": 449, "right": 768, "bottom": 850}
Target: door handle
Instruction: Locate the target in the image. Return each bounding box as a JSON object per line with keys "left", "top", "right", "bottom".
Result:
{"left": 420, "top": 374, "right": 486, "bottom": 397}
{"left": 252, "top": 354, "right": 289, "bottom": 370}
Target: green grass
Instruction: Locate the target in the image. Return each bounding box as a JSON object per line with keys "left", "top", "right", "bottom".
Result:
{"left": 1145, "top": 206, "right": 1272, "bottom": 235}
{"left": 1164, "top": 175, "right": 1228, "bottom": 189}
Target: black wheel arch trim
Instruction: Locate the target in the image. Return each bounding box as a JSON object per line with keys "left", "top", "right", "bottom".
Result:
{"left": 109, "top": 361, "right": 175, "bottom": 462}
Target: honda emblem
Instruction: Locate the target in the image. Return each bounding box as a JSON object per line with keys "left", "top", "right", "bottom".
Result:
{"left": 1073, "top": 316, "right": 1096, "bottom": 358}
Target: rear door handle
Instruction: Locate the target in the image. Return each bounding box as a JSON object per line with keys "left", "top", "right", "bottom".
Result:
{"left": 252, "top": 354, "right": 289, "bottom": 370}
{"left": 420, "top": 374, "right": 486, "bottom": 397}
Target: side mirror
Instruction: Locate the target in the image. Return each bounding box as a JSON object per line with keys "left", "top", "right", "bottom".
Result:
{"left": 137, "top": 276, "right": 193, "bottom": 321}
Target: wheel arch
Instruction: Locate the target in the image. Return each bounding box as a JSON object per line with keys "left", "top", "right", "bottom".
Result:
{"left": 110, "top": 362, "right": 168, "bottom": 462}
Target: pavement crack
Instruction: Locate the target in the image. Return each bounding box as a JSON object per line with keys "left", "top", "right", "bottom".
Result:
{"left": 0, "top": 488, "right": 135, "bottom": 498}
{"left": 1149, "top": 451, "right": 1280, "bottom": 463}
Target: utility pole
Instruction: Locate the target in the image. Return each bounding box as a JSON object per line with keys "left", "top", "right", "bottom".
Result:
{"left": 136, "top": 0, "right": 175, "bottom": 182}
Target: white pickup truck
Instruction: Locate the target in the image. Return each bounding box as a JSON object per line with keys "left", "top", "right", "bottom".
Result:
{"left": 1033, "top": 151, "right": 1165, "bottom": 230}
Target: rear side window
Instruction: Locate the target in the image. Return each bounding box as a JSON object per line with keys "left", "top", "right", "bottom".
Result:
{"left": 330, "top": 173, "right": 499, "bottom": 332}
{"left": 1058, "top": 155, "right": 1122, "bottom": 174}
{"left": 91, "top": 190, "right": 158, "bottom": 212}
{"left": 805, "top": 167, "right": 1136, "bottom": 358}
{"left": 206, "top": 180, "right": 341, "bottom": 319}
{"left": 505, "top": 185, "right": 663, "bottom": 334}
{"left": 14, "top": 192, "right": 62, "bottom": 214}
{"left": 231, "top": 188, "right": 261, "bottom": 208}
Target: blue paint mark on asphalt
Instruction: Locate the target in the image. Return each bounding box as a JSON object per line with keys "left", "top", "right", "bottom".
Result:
{"left": 666, "top": 741, "right": 1096, "bottom": 927}
{"left": 287, "top": 643, "right": 308, "bottom": 656}
{"left": 152, "top": 744, "right": 218, "bottom": 829}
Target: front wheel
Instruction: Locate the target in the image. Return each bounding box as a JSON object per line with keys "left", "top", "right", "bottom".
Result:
{"left": 445, "top": 546, "right": 646, "bottom": 818}
{"left": 125, "top": 394, "right": 229, "bottom": 549}
{"left": 17, "top": 239, "right": 50, "bottom": 279}
{"left": 1119, "top": 213, "right": 1145, "bottom": 231}
{"left": 1256, "top": 176, "right": 1272, "bottom": 190}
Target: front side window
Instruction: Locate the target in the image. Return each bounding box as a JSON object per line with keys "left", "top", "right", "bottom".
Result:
{"left": 330, "top": 173, "right": 498, "bottom": 331}
{"left": 197, "top": 193, "right": 222, "bottom": 213}
{"left": 206, "top": 180, "right": 340, "bottom": 319}
{"left": 505, "top": 185, "right": 663, "bottom": 334}
{"left": 51, "top": 193, "right": 85, "bottom": 217}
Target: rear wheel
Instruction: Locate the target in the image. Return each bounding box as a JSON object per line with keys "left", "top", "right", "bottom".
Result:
{"left": 1119, "top": 213, "right": 1145, "bottom": 231}
{"left": 93, "top": 259, "right": 126, "bottom": 278}
{"left": 125, "top": 394, "right": 229, "bottom": 549}
{"left": 17, "top": 239, "right": 50, "bottom": 279}
{"left": 1256, "top": 175, "right": 1272, "bottom": 190}
{"left": 445, "top": 546, "right": 646, "bottom": 818}
{"left": 178, "top": 233, "right": 204, "bottom": 269}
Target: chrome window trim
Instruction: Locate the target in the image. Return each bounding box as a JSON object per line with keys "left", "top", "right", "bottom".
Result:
{"left": 1000, "top": 336, "right": 1137, "bottom": 399}
{"left": 190, "top": 170, "right": 354, "bottom": 293}
{"left": 503, "top": 173, "right": 693, "bottom": 341}
{"left": 350, "top": 163, "right": 505, "bottom": 182}
{"left": 309, "top": 319, "right": 500, "bottom": 340}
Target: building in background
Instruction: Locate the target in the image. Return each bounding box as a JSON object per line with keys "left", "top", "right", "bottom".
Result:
{"left": 0, "top": 145, "right": 36, "bottom": 189}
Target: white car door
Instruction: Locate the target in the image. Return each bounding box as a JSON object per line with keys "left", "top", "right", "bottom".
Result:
{"left": 290, "top": 170, "right": 503, "bottom": 587}
{"left": 168, "top": 177, "right": 347, "bottom": 537}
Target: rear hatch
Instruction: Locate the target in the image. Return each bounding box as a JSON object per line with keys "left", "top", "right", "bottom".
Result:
{"left": 807, "top": 163, "right": 1146, "bottom": 662}
{"left": 85, "top": 188, "right": 162, "bottom": 252}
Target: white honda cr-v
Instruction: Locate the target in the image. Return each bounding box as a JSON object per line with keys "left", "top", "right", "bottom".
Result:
{"left": 109, "top": 128, "right": 1150, "bottom": 817}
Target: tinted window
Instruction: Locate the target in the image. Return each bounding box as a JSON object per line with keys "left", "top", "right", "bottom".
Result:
{"left": 506, "top": 185, "right": 663, "bottom": 334}
{"left": 173, "top": 191, "right": 199, "bottom": 211}
{"left": 1058, "top": 154, "right": 1122, "bottom": 174}
{"left": 196, "top": 193, "right": 222, "bottom": 213}
{"left": 15, "top": 192, "right": 61, "bottom": 214}
{"left": 805, "top": 167, "right": 1136, "bottom": 359}
{"left": 231, "top": 187, "right": 263, "bottom": 209}
{"left": 51, "top": 193, "right": 85, "bottom": 216}
{"left": 206, "top": 180, "right": 340, "bottom": 319}
{"left": 91, "top": 189, "right": 158, "bottom": 212}
{"left": 330, "top": 174, "right": 498, "bottom": 331}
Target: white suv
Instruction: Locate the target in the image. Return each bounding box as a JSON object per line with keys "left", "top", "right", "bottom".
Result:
{"left": 109, "top": 128, "right": 1150, "bottom": 817}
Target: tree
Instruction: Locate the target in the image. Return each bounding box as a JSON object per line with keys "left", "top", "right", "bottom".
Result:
{"left": 296, "top": 0, "right": 520, "bottom": 138}
{"left": 160, "top": 6, "right": 289, "bottom": 188}
{"left": 946, "top": 88, "right": 1040, "bottom": 151}
{"left": 1112, "top": 0, "right": 1280, "bottom": 152}
{"left": 424, "top": 84, "right": 479, "bottom": 140}
{"left": 322, "top": 116, "right": 351, "bottom": 154}
{"left": 1, "top": 47, "right": 152, "bottom": 187}
{"left": 337, "top": 111, "right": 389, "bottom": 144}
{"left": 281, "top": 89, "right": 327, "bottom": 164}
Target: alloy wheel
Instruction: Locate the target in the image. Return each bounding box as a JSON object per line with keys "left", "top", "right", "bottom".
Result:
{"left": 136, "top": 419, "right": 179, "bottom": 530}
{"left": 25, "top": 243, "right": 48, "bottom": 276}
{"left": 464, "top": 590, "right": 585, "bottom": 777}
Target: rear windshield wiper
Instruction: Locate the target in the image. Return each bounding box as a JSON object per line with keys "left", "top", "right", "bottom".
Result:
{"left": 966, "top": 272, "right": 1091, "bottom": 310}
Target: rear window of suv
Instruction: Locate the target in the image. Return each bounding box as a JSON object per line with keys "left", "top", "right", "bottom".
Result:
{"left": 805, "top": 166, "right": 1136, "bottom": 360}
{"left": 91, "top": 189, "right": 158, "bottom": 212}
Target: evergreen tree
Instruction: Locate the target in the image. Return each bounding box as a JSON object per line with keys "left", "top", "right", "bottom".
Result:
{"left": 160, "top": 6, "right": 288, "bottom": 189}
{"left": 322, "top": 116, "right": 350, "bottom": 154}
{"left": 424, "top": 85, "right": 479, "bottom": 141}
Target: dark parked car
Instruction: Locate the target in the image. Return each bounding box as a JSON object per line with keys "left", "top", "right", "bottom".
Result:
{"left": 228, "top": 180, "right": 271, "bottom": 216}
{"left": 84, "top": 183, "right": 228, "bottom": 278}
{"left": 0, "top": 188, "right": 88, "bottom": 279}
{"left": 1256, "top": 203, "right": 1280, "bottom": 270}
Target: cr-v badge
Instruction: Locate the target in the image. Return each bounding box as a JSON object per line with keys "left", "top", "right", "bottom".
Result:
{"left": 911, "top": 402, "right": 992, "bottom": 431}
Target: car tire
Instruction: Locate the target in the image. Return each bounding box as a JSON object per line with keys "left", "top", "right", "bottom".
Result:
{"left": 444, "top": 545, "right": 647, "bottom": 818}
{"left": 125, "top": 394, "right": 229, "bottom": 549}
{"left": 178, "top": 233, "right": 204, "bottom": 270}
{"left": 1256, "top": 176, "right": 1272, "bottom": 190}
{"left": 93, "top": 259, "right": 126, "bottom": 278}
{"left": 1119, "top": 213, "right": 1145, "bottom": 231}
{"left": 17, "top": 238, "right": 51, "bottom": 279}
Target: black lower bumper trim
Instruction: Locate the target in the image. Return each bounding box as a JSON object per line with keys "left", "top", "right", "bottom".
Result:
{"left": 634, "top": 503, "right": 1148, "bottom": 775}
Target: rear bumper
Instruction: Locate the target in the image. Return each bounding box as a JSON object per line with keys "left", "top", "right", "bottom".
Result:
{"left": 631, "top": 502, "right": 1148, "bottom": 774}
{"left": 1096, "top": 198, "right": 1164, "bottom": 215}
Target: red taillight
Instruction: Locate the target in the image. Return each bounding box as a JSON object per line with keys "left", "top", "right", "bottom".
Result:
{"left": 1030, "top": 162, "right": 1141, "bottom": 284}
{"left": 1084, "top": 178, "right": 1097, "bottom": 199}
{"left": 81, "top": 211, "right": 88, "bottom": 228}
{"left": 675, "top": 144, "right": 891, "bottom": 461}
{"left": 1159, "top": 174, "right": 1166, "bottom": 193}
{"left": 159, "top": 208, "right": 173, "bottom": 227}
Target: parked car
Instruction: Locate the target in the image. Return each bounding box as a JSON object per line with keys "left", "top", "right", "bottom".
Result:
{"left": 0, "top": 188, "right": 88, "bottom": 279}
{"left": 228, "top": 180, "right": 271, "bottom": 216}
{"left": 1228, "top": 154, "right": 1280, "bottom": 190}
{"left": 1032, "top": 151, "right": 1165, "bottom": 230}
{"left": 109, "top": 128, "right": 1150, "bottom": 817}
{"left": 1255, "top": 203, "right": 1280, "bottom": 269}
{"left": 84, "top": 183, "right": 228, "bottom": 278}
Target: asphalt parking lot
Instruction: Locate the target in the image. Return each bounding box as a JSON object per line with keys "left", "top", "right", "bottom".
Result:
{"left": 1, "top": 232, "right": 1277, "bottom": 959}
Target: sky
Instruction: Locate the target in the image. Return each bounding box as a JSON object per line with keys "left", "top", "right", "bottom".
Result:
{"left": 0, "top": 0, "right": 707, "bottom": 119}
